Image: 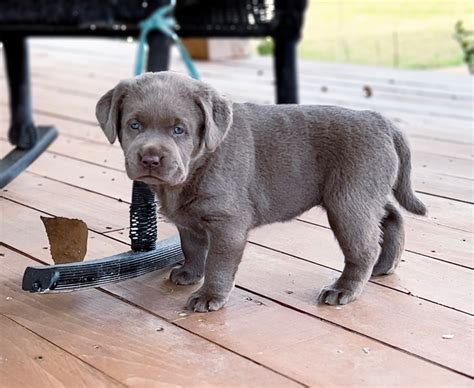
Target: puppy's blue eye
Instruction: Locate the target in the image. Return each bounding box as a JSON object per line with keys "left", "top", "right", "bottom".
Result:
{"left": 130, "top": 120, "right": 141, "bottom": 130}
{"left": 173, "top": 126, "right": 184, "bottom": 135}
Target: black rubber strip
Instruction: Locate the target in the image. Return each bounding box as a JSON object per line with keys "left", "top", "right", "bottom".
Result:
{"left": 22, "top": 236, "right": 183, "bottom": 293}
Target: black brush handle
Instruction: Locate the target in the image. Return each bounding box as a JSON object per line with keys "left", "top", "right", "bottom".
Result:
{"left": 129, "top": 181, "right": 158, "bottom": 252}
{"left": 22, "top": 236, "right": 184, "bottom": 293}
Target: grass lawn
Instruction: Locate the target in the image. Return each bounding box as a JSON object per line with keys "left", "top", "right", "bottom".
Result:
{"left": 299, "top": 0, "right": 473, "bottom": 69}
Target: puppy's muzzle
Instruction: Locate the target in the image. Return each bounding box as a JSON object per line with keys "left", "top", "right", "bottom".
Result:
{"left": 140, "top": 153, "right": 161, "bottom": 170}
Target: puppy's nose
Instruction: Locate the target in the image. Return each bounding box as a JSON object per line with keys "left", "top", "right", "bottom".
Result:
{"left": 140, "top": 154, "right": 161, "bottom": 169}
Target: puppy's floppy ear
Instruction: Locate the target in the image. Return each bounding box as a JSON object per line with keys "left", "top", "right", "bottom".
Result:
{"left": 95, "top": 80, "right": 131, "bottom": 144}
{"left": 195, "top": 84, "right": 233, "bottom": 152}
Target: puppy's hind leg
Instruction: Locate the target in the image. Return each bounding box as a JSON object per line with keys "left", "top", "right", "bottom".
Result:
{"left": 372, "top": 203, "right": 405, "bottom": 277}
{"left": 319, "top": 198, "right": 384, "bottom": 305}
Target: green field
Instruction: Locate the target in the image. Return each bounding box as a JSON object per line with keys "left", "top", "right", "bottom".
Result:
{"left": 299, "top": 0, "right": 473, "bottom": 69}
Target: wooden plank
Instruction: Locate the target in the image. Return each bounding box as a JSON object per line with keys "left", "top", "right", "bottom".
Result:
{"left": 35, "top": 132, "right": 474, "bottom": 181}
{"left": 300, "top": 206, "right": 473, "bottom": 267}
{"left": 230, "top": 54, "right": 474, "bottom": 92}
{"left": 2, "top": 48, "right": 473, "bottom": 141}
{"left": 13, "top": 40, "right": 471, "bottom": 101}
{"left": 3, "top": 115, "right": 472, "bottom": 175}
{"left": 16, "top": 66, "right": 471, "bottom": 121}
{"left": 414, "top": 169, "right": 473, "bottom": 203}
{"left": 108, "top": 224, "right": 474, "bottom": 377}
{"left": 19, "top": 150, "right": 473, "bottom": 265}
{"left": 9, "top": 64, "right": 471, "bottom": 146}
{"left": 0, "top": 198, "right": 130, "bottom": 262}
{"left": 4, "top": 170, "right": 471, "bottom": 312}
{"left": 1, "top": 39, "right": 472, "bottom": 128}
{"left": 111, "top": 215, "right": 473, "bottom": 316}
{"left": 110, "top": 278, "right": 473, "bottom": 386}
{"left": 3, "top": 193, "right": 473, "bottom": 377}
{"left": 1, "top": 46, "right": 472, "bottom": 128}
{"left": 16, "top": 43, "right": 474, "bottom": 107}
{"left": 0, "top": 314, "right": 120, "bottom": 388}
{"left": 1, "top": 203, "right": 472, "bottom": 383}
{"left": 19, "top": 60, "right": 472, "bottom": 118}
{"left": 2, "top": 173, "right": 129, "bottom": 233}
{"left": 409, "top": 136, "right": 473, "bottom": 160}
{"left": 248, "top": 221, "right": 473, "bottom": 314}
{"left": 0, "top": 247, "right": 297, "bottom": 387}
{"left": 412, "top": 152, "right": 473, "bottom": 180}
{"left": 27, "top": 56, "right": 472, "bottom": 118}
{"left": 28, "top": 38, "right": 473, "bottom": 89}
{"left": 302, "top": 194, "right": 473, "bottom": 234}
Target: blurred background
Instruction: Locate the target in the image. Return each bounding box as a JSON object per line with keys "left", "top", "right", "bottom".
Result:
{"left": 259, "top": 0, "right": 473, "bottom": 71}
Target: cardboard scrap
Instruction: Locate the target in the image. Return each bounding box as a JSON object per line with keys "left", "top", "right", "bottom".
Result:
{"left": 41, "top": 216, "right": 88, "bottom": 264}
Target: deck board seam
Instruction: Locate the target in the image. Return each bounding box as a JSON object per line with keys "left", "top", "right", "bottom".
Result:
{"left": 2, "top": 212, "right": 472, "bottom": 375}
{"left": 295, "top": 219, "right": 473, "bottom": 268}
{"left": 96, "top": 289, "right": 309, "bottom": 387}
{"left": 23, "top": 42, "right": 474, "bottom": 91}
{"left": 0, "top": 242, "right": 308, "bottom": 388}
{"left": 0, "top": 312, "right": 127, "bottom": 387}
{"left": 3, "top": 194, "right": 472, "bottom": 316}
{"left": 247, "top": 240, "right": 473, "bottom": 317}
{"left": 3, "top": 65, "right": 472, "bottom": 105}
{"left": 5, "top": 172, "right": 471, "bottom": 310}
{"left": 17, "top": 170, "right": 474, "bottom": 270}
{"left": 3, "top": 109, "right": 472, "bottom": 148}
{"left": 19, "top": 170, "right": 472, "bottom": 270}
{"left": 235, "top": 285, "right": 474, "bottom": 380}
{"left": 15, "top": 137, "right": 473, "bottom": 205}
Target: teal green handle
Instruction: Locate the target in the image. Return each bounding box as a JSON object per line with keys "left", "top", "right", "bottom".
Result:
{"left": 134, "top": 1, "right": 200, "bottom": 80}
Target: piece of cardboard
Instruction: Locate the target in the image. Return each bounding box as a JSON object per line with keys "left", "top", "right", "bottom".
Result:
{"left": 41, "top": 216, "right": 88, "bottom": 264}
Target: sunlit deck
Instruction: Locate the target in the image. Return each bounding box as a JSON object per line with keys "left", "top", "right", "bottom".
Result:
{"left": 1, "top": 38, "right": 473, "bottom": 387}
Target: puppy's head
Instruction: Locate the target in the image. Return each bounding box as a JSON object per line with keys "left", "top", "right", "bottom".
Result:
{"left": 96, "top": 72, "right": 233, "bottom": 187}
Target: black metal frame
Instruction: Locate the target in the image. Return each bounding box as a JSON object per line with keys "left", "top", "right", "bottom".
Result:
{"left": 0, "top": 36, "right": 58, "bottom": 188}
{"left": 0, "top": 0, "right": 307, "bottom": 105}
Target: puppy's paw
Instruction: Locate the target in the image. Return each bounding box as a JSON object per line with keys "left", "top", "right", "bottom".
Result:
{"left": 186, "top": 289, "right": 229, "bottom": 312}
{"left": 170, "top": 266, "right": 203, "bottom": 286}
{"left": 318, "top": 284, "right": 362, "bottom": 305}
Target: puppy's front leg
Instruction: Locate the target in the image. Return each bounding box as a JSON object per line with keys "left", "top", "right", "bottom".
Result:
{"left": 170, "top": 226, "right": 208, "bottom": 285}
{"left": 186, "top": 225, "right": 247, "bottom": 312}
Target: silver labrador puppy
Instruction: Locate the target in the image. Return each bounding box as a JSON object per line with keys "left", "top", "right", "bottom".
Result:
{"left": 96, "top": 72, "right": 426, "bottom": 312}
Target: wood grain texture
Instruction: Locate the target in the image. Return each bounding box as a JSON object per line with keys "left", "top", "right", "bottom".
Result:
{"left": 0, "top": 315, "right": 119, "bottom": 388}
{"left": 2, "top": 173, "right": 129, "bottom": 233}
{"left": 2, "top": 44, "right": 471, "bottom": 121}
{"left": 300, "top": 205, "right": 473, "bottom": 267}
{"left": 2, "top": 198, "right": 473, "bottom": 378}
{"left": 5, "top": 167, "right": 471, "bottom": 313}
{"left": 249, "top": 220, "right": 473, "bottom": 314}
{"left": 110, "top": 222, "right": 474, "bottom": 377}
{"left": 0, "top": 248, "right": 297, "bottom": 387}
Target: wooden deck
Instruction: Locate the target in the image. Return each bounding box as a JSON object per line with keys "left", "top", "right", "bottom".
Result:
{"left": 1, "top": 38, "right": 473, "bottom": 387}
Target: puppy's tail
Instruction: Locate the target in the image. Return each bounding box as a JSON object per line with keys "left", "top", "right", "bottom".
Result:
{"left": 392, "top": 129, "right": 427, "bottom": 216}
